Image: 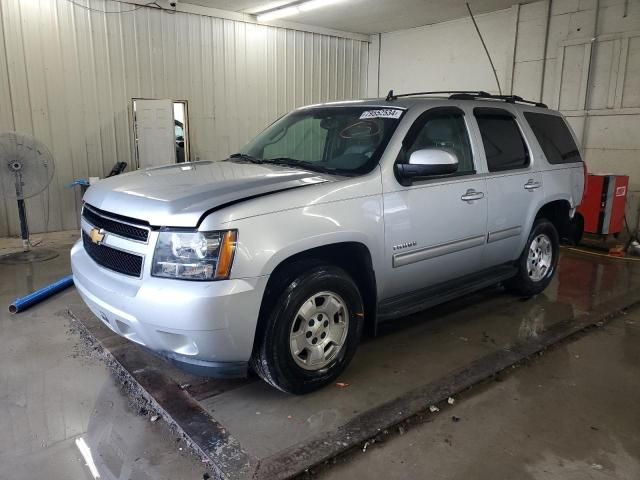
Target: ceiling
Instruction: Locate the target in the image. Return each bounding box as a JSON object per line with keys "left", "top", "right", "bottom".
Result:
{"left": 181, "top": 0, "right": 535, "bottom": 34}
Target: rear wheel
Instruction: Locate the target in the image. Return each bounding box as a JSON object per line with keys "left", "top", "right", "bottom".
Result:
{"left": 566, "top": 212, "right": 584, "bottom": 245}
{"left": 505, "top": 218, "right": 559, "bottom": 297}
{"left": 251, "top": 264, "right": 364, "bottom": 394}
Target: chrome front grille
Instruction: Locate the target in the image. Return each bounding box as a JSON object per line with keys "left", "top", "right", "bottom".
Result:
{"left": 82, "top": 231, "right": 143, "bottom": 277}
{"left": 81, "top": 203, "right": 149, "bottom": 277}
{"left": 82, "top": 204, "right": 149, "bottom": 243}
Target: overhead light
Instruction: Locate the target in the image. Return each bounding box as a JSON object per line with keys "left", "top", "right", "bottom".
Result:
{"left": 245, "top": 1, "right": 292, "bottom": 14}
{"left": 257, "top": 5, "right": 299, "bottom": 21}
{"left": 256, "top": 0, "right": 344, "bottom": 22}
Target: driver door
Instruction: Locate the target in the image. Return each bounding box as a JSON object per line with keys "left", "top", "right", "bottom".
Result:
{"left": 381, "top": 107, "right": 488, "bottom": 300}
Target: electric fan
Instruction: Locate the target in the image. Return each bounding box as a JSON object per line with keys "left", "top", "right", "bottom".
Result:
{"left": 0, "top": 132, "right": 59, "bottom": 264}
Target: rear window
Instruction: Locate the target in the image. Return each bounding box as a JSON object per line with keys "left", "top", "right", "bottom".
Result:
{"left": 524, "top": 112, "right": 582, "bottom": 165}
{"left": 474, "top": 108, "right": 529, "bottom": 172}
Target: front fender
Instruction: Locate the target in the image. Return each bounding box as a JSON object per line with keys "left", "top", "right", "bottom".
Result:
{"left": 263, "top": 230, "right": 378, "bottom": 276}
{"left": 224, "top": 196, "right": 385, "bottom": 282}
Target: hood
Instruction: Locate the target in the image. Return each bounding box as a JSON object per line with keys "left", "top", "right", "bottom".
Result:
{"left": 83, "top": 160, "right": 334, "bottom": 227}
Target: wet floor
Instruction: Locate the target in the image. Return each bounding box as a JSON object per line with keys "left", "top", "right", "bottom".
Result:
{"left": 0, "top": 236, "right": 204, "bottom": 480}
{"left": 318, "top": 311, "right": 640, "bottom": 480}
{"left": 1, "top": 233, "right": 640, "bottom": 479}
{"left": 194, "top": 249, "right": 640, "bottom": 462}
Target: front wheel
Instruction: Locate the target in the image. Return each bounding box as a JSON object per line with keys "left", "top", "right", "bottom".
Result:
{"left": 251, "top": 265, "right": 364, "bottom": 394}
{"left": 505, "top": 218, "right": 560, "bottom": 297}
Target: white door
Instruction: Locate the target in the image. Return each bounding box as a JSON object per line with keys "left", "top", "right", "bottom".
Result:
{"left": 135, "top": 99, "right": 176, "bottom": 169}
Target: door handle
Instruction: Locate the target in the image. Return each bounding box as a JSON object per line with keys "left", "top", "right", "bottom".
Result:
{"left": 524, "top": 179, "right": 542, "bottom": 191}
{"left": 461, "top": 189, "right": 485, "bottom": 202}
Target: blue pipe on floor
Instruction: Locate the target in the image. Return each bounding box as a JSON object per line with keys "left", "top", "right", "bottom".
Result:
{"left": 9, "top": 274, "right": 74, "bottom": 314}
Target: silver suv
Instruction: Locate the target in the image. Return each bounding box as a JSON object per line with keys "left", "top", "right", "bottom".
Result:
{"left": 71, "top": 91, "right": 585, "bottom": 394}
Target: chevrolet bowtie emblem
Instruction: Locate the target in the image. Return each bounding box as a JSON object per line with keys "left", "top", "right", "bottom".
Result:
{"left": 89, "top": 228, "right": 105, "bottom": 245}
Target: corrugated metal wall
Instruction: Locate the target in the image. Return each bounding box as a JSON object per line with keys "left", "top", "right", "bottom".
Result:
{"left": 0, "top": 0, "right": 369, "bottom": 236}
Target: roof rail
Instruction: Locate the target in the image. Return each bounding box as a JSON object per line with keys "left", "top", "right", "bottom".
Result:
{"left": 385, "top": 89, "right": 547, "bottom": 108}
{"left": 385, "top": 90, "right": 491, "bottom": 101}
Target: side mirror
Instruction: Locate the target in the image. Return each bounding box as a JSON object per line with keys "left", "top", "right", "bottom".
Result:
{"left": 395, "top": 148, "right": 459, "bottom": 185}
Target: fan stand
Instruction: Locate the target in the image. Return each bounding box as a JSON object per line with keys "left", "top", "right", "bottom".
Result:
{"left": 0, "top": 161, "right": 58, "bottom": 264}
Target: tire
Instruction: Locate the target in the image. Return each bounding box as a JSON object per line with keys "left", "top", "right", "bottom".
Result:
{"left": 566, "top": 213, "right": 584, "bottom": 245}
{"left": 505, "top": 217, "right": 560, "bottom": 297}
{"left": 251, "top": 264, "right": 364, "bottom": 394}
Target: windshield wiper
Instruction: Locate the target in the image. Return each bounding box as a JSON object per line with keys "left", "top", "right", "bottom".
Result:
{"left": 263, "top": 157, "right": 350, "bottom": 175}
{"left": 228, "top": 153, "right": 264, "bottom": 164}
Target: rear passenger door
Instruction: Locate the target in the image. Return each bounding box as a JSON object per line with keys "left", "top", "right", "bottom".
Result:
{"left": 522, "top": 111, "right": 585, "bottom": 210}
{"left": 471, "top": 107, "right": 543, "bottom": 267}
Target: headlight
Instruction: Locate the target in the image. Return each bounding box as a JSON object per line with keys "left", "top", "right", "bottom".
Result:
{"left": 151, "top": 230, "right": 237, "bottom": 281}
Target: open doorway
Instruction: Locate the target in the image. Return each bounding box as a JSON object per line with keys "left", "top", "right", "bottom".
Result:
{"left": 132, "top": 99, "right": 190, "bottom": 169}
{"left": 173, "top": 101, "right": 189, "bottom": 163}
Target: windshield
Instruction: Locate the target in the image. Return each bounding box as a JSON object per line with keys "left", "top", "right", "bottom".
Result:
{"left": 235, "top": 106, "right": 404, "bottom": 175}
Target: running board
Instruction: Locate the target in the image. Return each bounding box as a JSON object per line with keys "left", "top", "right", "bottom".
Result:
{"left": 377, "top": 265, "right": 517, "bottom": 322}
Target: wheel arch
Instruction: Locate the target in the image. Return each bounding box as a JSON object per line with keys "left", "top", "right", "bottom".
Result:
{"left": 252, "top": 241, "right": 378, "bottom": 356}
{"left": 534, "top": 198, "right": 573, "bottom": 240}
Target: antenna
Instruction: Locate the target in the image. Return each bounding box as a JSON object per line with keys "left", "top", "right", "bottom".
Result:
{"left": 0, "top": 132, "right": 59, "bottom": 264}
{"left": 466, "top": 2, "right": 503, "bottom": 95}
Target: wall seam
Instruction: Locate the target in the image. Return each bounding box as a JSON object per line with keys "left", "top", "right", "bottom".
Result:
{"left": 0, "top": 1, "right": 16, "bottom": 131}
{"left": 509, "top": 3, "right": 520, "bottom": 95}
{"left": 539, "top": 0, "right": 552, "bottom": 102}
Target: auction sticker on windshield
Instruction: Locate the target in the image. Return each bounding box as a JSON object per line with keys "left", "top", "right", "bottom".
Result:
{"left": 360, "top": 109, "right": 403, "bottom": 119}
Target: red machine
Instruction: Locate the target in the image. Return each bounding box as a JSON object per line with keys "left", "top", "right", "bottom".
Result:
{"left": 577, "top": 174, "right": 629, "bottom": 235}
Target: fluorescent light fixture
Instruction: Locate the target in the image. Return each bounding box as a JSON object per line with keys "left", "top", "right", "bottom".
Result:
{"left": 245, "top": 1, "right": 292, "bottom": 14}
{"left": 298, "top": 0, "right": 343, "bottom": 12}
{"left": 258, "top": 5, "right": 299, "bottom": 21}
{"left": 256, "top": 0, "right": 344, "bottom": 22}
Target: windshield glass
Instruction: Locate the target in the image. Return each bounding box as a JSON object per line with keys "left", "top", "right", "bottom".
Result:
{"left": 236, "top": 106, "right": 404, "bottom": 175}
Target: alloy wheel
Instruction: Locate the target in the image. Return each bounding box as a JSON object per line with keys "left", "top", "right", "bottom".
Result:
{"left": 289, "top": 291, "right": 349, "bottom": 371}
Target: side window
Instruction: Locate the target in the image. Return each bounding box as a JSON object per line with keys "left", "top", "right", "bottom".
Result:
{"left": 263, "top": 116, "right": 327, "bottom": 163}
{"left": 403, "top": 112, "right": 475, "bottom": 174}
{"left": 474, "top": 108, "right": 529, "bottom": 172}
{"left": 524, "top": 112, "right": 582, "bottom": 164}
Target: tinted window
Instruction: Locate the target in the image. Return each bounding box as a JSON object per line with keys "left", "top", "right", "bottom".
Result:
{"left": 474, "top": 109, "right": 529, "bottom": 172}
{"left": 402, "top": 112, "right": 474, "bottom": 174}
{"left": 524, "top": 112, "right": 582, "bottom": 164}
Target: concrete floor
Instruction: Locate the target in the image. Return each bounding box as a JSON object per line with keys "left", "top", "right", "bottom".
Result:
{"left": 318, "top": 312, "right": 640, "bottom": 480}
{"left": 1, "top": 233, "right": 639, "bottom": 479}
{"left": 0, "top": 234, "right": 204, "bottom": 480}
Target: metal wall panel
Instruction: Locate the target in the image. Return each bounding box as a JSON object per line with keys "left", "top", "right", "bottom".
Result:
{"left": 0, "top": 0, "right": 369, "bottom": 236}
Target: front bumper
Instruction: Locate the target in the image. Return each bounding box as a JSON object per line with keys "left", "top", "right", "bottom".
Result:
{"left": 71, "top": 240, "right": 268, "bottom": 377}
